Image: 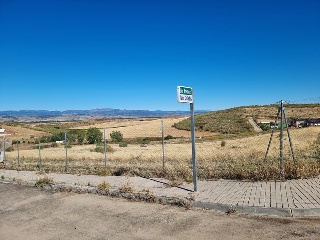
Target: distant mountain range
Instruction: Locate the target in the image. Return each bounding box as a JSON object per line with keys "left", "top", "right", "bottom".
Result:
{"left": 0, "top": 108, "right": 209, "bottom": 122}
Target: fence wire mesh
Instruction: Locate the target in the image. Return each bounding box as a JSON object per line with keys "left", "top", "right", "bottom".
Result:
{"left": 1, "top": 99, "right": 320, "bottom": 181}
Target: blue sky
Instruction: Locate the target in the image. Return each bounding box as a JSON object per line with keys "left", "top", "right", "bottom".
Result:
{"left": 0, "top": 0, "right": 319, "bottom": 111}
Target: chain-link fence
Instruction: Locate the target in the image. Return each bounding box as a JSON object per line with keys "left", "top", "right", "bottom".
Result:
{"left": 2, "top": 99, "right": 320, "bottom": 181}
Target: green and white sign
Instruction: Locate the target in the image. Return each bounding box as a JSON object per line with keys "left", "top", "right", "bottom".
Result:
{"left": 177, "top": 86, "right": 193, "bottom": 103}
{"left": 176, "top": 85, "right": 197, "bottom": 191}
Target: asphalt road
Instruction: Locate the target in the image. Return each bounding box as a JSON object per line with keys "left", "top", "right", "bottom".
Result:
{"left": 1, "top": 183, "right": 320, "bottom": 240}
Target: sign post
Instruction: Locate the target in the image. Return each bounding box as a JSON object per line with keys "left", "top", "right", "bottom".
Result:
{"left": 177, "top": 86, "right": 197, "bottom": 192}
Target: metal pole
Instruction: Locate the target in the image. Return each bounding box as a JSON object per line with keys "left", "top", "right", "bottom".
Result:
{"left": 283, "top": 109, "right": 296, "bottom": 167}
{"left": 65, "top": 133, "right": 68, "bottom": 172}
{"left": 3, "top": 138, "right": 6, "bottom": 162}
{"left": 38, "top": 137, "right": 42, "bottom": 170}
{"left": 104, "top": 128, "right": 107, "bottom": 167}
{"left": 17, "top": 140, "right": 20, "bottom": 166}
{"left": 264, "top": 107, "right": 281, "bottom": 163}
{"left": 280, "top": 100, "right": 284, "bottom": 177}
{"left": 190, "top": 102, "right": 197, "bottom": 192}
{"left": 161, "top": 120, "right": 165, "bottom": 173}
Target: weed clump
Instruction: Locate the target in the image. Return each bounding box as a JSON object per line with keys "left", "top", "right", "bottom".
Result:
{"left": 119, "top": 181, "right": 134, "bottom": 193}
{"left": 97, "top": 181, "right": 110, "bottom": 193}
{"left": 91, "top": 145, "right": 115, "bottom": 153}
{"left": 35, "top": 176, "right": 53, "bottom": 188}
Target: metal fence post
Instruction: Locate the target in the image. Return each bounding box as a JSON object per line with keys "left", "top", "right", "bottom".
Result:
{"left": 38, "top": 137, "right": 42, "bottom": 170}
{"left": 3, "top": 139, "right": 6, "bottom": 162}
{"left": 17, "top": 140, "right": 20, "bottom": 166}
{"left": 161, "top": 120, "right": 165, "bottom": 173}
{"left": 280, "top": 100, "right": 284, "bottom": 177}
{"left": 104, "top": 128, "right": 107, "bottom": 167}
{"left": 65, "top": 133, "right": 68, "bottom": 172}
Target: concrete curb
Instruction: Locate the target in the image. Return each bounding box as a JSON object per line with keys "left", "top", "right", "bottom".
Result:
{"left": 193, "top": 201, "right": 320, "bottom": 217}
{"left": 292, "top": 208, "right": 320, "bottom": 217}
{"left": 193, "top": 201, "right": 291, "bottom": 217}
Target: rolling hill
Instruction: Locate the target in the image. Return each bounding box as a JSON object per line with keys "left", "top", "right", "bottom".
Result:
{"left": 173, "top": 104, "right": 320, "bottom": 134}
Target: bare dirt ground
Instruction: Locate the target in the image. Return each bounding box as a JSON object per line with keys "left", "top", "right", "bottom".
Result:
{"left": 1, "top": 183, "right": 320, "bottom": 240}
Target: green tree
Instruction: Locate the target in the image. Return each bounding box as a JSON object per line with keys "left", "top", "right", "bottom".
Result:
{"left": 77, "top": 129, "right": 86, "bottom": 145}
{"left": 40, "top": 136, "right": 51, "bottom": 143}
{"left": 68, "top": 129, "right": 86, "bottom": 145}
{"left": 66, "top": 133, "right": 76, "bottom": 144}
{"left": 50, "top": 132, "right": 65, "bottom": 142}
{"left": 110, "top": 131, "right": 123, "bottom": 142}
{"left": 87, "top": 127, "right": 102, "bottom": 144}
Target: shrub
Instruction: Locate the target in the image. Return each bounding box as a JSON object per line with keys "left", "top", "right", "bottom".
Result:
{"left": 110, "top": 131, "right": 123, "bottom": 142}
{"left": 87, "top": 127, "right": 102, "bottom": 144}
{"left": 51, "top": 142, "right": 59, "bottom": 148}
{"left": 50, "top": 132, "right": 65, "bottom": 142}
{"left": 5, "top": 146, "right": 14, "bottom": 152}
{"left": 91, "top": 145, "right": 115, "bottom": 153}
{"left": 164, "top": 135, "right": 174, "bottom": 140}
{"left": 12, "top": 140, "right": 20, "bottom": 145}
{"left": 40, "top": 136, "right": 51, "bottom": 143}
{"left": 33, "top": 145, "right": 44, "bottom": 150}
{"left": 35, "top": 177, "right": 53, "bottom": 188}
{"left": 119, "top": 181, "right": 134, "bottom": 193}
{"left": 97, "top": 181, "right": 110, "bottom": 192}
{"left": 221, "top": 140, "right": 226, "bottom": 147}
{"left": 97, "top": 168, "right": 111, "bottom": 176}
{"left": 93, "top": 146, "right": 104, "bottom": 153}
{"left": 119, "top": 142, "right": 128, "bottom": 147}
{"left": 141, "top": 137, "right": 151, "bottom": 144}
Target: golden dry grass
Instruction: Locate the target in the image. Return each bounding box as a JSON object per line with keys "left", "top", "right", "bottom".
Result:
{"left": 242, "top": 105, "right": 320, "bottom": 120}
{"left": 1, "top": 124, "right": 47, "bottom": 140}
{"left": 71, "top": 117, "right": 217, "bottom": 139}
{"left": 6, "top": 127, "right": 320, "bottom": 161}
{"left": 5, "top": 126, "right": 320, "bottom": 180}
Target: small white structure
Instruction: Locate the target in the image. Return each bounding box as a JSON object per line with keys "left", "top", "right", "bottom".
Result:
{"left": 0, "top": 129, "right": 10, "bottom": 137}
{"left": 0, "top": 129, "right": 11, "bottom": 163}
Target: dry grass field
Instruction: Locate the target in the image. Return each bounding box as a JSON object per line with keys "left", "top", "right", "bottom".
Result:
{"left": 71, "top": 117, "right": 217, "bottom": 139}
{"left": 1, "top": 124, "right": 47, "bottom": 140}
{"left": 4, "top": 116, "right": 320, "bottom": 181}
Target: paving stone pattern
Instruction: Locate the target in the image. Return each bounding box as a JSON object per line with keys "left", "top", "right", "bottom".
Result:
{"left": 195, "top": 179, "right": 320, "bottom": 209}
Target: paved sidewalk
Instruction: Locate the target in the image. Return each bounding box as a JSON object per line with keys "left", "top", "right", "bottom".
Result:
{"left": 1, "top": 169, "right": 320, "bottom": 217}
{"left": 193, "top": 178, "right": 320, "bottom": 217}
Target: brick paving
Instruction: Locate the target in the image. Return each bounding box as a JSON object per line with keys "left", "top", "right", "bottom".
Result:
{"left": 193, "top": 179, "right": 320, "bottom": 209}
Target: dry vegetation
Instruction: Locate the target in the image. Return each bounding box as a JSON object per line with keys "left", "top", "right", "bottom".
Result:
{"left": 4, "top": 124, "right": 320, "bottom": 181}
{"left": 174, "top": 104, "right": 320, "bottom": 134}
{"left": 0, "top": 123, "right": 47, "bottom": 140}
{"left": 72, "top": 117, "right": 216, "bottom": 139}
{"left": 2, "top": 104, "right": 320, "bottom": 181}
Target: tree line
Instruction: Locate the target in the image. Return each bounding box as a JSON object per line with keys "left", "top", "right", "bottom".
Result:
{"left": 37, "top": 128, "right": 123, "bottom": 145}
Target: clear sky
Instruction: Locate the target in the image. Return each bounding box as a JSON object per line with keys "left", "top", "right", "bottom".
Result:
{"left": 0, "top": 0, "right": 319, "bottom": 111}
